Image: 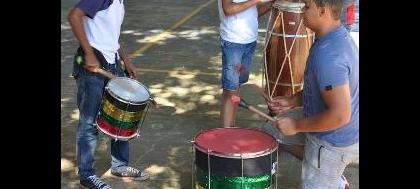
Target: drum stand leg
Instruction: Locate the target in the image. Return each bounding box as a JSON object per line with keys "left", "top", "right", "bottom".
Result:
{"left": 270, "top": 152, "right": 273, "bottom": 189}
{"left": 191, "top": 140, "right": 196, "bottom": 189}
{"left": 207, "top": 149, "right": 211, "bottom": 189}
{"left": 241, "top": 154, "right": 244, "bottom": 189}
{"left": 137, "top": 103, "right": 150, "bottom": 139}
{"left": 276, "top": 148, "right": 279, "bottom": 189}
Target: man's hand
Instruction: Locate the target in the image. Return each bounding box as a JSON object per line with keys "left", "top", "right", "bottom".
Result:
{"left": 267, "top": 95, "right": 296, "bottom": 115}
{"left": 274, "top": 117, "right": 298, "bottom": 135}
{"left": 83, "top": 53, "right": 100, "bottom": 72}
{"left": 124, "top": 60, "right": 137, "bottom": 79}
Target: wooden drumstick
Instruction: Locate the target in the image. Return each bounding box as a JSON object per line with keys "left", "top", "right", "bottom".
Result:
{"left": 95, "top": 67, "right": 116, "bottom": 79}
{"left": 231, "top": 96, "right": 276, "bottom": 122}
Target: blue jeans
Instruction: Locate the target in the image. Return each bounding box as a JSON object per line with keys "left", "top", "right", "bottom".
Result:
{"left": 220, "top": 38, "right": 256, "bottom": 91}
{"left": 73, "top": 48, "right": 130, "bottom": 180}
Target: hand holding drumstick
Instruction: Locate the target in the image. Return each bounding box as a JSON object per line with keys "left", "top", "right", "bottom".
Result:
{"left": 230, "top": 95, "right": 275, "bottom": 122}
{"left": 231, "top": 95, "right": 299, "bottom": 136}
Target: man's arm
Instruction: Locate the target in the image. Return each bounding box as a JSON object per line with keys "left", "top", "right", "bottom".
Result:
{"left": 68, "top": 7, "right": 99, "bottom": 72}
{"left": 117, "top": 46, "right": 129, "bottom": 66}
{"left": 118, "top": 46, "right": 137, "bottom": 79}
{"left": 295, "top": 84, "right": 351, "bottom": 132}
{"left": 257, "top": 1, "right": 272, "bottom": 17}
{"left": 222, "top": 0, "right": 265, "bottom": 17}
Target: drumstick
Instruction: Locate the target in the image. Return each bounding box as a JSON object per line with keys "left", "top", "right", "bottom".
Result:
{"left": 231, "top": 95, "right": 276, "bottom": 122}
{"left": 95, "top": 68, "right": 116, "bottom": 79}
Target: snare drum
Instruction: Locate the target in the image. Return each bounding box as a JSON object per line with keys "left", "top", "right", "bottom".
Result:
{"left": 192, "top": 128, "right": 279, "bottom": 189}
{"left": 96, "top": 77, "right": 151, "bottom": 140}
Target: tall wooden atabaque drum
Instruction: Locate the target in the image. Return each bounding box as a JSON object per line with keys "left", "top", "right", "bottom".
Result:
{"left": 264, "top": 0, "right": 314, "bottom": 97}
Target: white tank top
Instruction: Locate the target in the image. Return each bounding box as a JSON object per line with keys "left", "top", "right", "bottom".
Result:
{"left": 218, "top": 0, "right": 258, "bottom": 44}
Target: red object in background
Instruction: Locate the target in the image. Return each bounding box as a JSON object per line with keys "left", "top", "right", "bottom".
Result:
{"left": 347, "top": 2, "right": 355, "bottom": 26}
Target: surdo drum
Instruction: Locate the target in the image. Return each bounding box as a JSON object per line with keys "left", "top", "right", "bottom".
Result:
{"left": 192, "top": 127, "right": 279, "bottom": 189}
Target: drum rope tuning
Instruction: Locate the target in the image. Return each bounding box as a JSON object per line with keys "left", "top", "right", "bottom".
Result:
{"left": 263, "top": 0, "right": 314, "bottom": 99}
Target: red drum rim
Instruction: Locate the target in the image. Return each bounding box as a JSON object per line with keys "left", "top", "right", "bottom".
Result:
{"left": 96, "top": 117, "right": 138, "bottom": 141}
{"left": 193, "top": 127, "right": 278, "bottom": 159}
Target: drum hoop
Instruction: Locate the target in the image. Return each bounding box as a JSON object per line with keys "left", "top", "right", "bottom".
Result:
{"left": 192, "top": 127, "right": 279, "bottom": 159}
{"left": 272, "top": 2, "right": 305, "bottom": 13}
{"left": 268, "top": 81, "right": 304, "bottom": 87}
{"left": 96, "top": 121, "right": 137, "bottom": 141}
{"left": 105, "top": 77, "right": 151, "bottom": 106}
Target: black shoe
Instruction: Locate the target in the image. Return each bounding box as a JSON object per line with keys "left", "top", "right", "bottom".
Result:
{"left": 80, "top": 175, "right": 112, "bottom": 189}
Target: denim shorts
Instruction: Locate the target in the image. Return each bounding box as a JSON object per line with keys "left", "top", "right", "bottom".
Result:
{"left": 220, "top": 38, "right": 256, "bottom": 91}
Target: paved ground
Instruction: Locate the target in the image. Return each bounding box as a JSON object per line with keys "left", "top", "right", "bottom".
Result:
{"left": 61, "top": 0, "right": 359, "bottom": 188}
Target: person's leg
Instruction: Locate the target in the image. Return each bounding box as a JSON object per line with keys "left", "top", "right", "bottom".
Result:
{"left": 74, "top": 47, "right": 116, "bottom": 188}
{"left": 238, "top": 40, "right": 256, "bottom": 86}
{"left": 221, "top": 90, "right": 239, "bottom": 127}
{"left": 301, "top": 135, "right": 359, "bottom": 189}
{"left": 75, "top": 64, "right": 106, "bottom": 181}
{"left": 220, "top": 39, "right": 245, "bottom": 127}
{"left": 107, "top": 58, "right": 150, "bottom": 181}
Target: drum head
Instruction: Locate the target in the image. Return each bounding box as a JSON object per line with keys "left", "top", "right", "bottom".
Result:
{"left": 194, "top": 127, "right": 278, "bottom": 158}
{"left": 106, "top": 77, "right": 150, "bottom": 104}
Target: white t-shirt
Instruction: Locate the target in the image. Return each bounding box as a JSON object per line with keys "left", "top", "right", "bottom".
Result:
{"left": 78, "top": 0, "right": 125, "bottom": 64}
{"left": 218, "top": 0, "right": 258, "bottom": 44}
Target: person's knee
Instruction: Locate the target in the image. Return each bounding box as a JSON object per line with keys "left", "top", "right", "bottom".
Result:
{"left": 77, "top": 122, "right": 99, "bottom": 139}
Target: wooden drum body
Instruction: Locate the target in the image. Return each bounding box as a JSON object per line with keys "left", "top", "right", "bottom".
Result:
{"left": 264, "top": 0, "right": 314, "bottom": 97}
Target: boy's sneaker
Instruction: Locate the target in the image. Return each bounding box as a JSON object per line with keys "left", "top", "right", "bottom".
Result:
{"left": 80, "top": 175, "right": 112, "bottom": 189}
{"left": 111, "top": 166, "right": 150, "bottom": 181}
{"left": 338, "top": 175, "right": 350, "bottom": 189}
